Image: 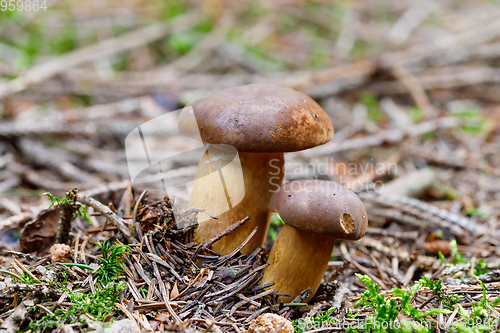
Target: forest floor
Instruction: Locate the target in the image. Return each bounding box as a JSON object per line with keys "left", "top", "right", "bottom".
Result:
{"left": 1, "top": 1, "right": 500, "bottom": 332}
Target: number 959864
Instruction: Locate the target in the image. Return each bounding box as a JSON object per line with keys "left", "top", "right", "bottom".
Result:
{"left": 1, "top": 0, "right": 48, "bottom": 11}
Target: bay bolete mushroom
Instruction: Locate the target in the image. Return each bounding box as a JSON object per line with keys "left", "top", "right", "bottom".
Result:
{"left": 180, "top": 84, "right": 333, "bottom": 255}
{"left": 260, "top": 179, "right": 368, "bottom": 302}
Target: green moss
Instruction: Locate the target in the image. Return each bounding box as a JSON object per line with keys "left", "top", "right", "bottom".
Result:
{"left": 347, "top": 275, "right": 451, "bottom": 332}
{"left": 27, "top": 282, "right": 126, "bottom": 332}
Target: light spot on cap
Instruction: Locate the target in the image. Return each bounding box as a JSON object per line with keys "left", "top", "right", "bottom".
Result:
{"left": 340, "top": 213, "right": 354, "bottom": 234}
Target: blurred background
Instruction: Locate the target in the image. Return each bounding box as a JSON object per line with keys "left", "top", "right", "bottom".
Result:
{"left": 2, "top": 2, "right": 500, "bottom": 331}
{"left": 1, "top": 0, "right": 500, "bottom": 250}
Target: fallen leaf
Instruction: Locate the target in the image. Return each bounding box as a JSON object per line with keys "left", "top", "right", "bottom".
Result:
{"left": 19, "top": 207, "right": 60, "bottom": 255}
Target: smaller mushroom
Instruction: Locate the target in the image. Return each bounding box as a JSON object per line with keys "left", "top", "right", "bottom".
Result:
{"left": 260, "top": 179, "right": 368, "bottom": 302}
{"left": 246, "top": 313, "right": 294, "bottom": 333}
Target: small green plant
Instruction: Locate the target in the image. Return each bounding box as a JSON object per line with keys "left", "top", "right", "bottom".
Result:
{"left": 450, "top": 239, "right": 458, "bottom": 256}
{"left": 49, "top": 22, "right": 77, "bottom": 55}
{"left": 0, "top": 269, "right": 39, "bottom": 284}
{"left": 168, "top": 31, "right": 200, "bottom": 54}
{"left": 351, "top": 274, "right": 401, "bottom": 331}
{"left": 448, "top": 280, "right": 500, "bottom": 332}
{"left": 28, "top": 282, "right": 126, "bottom": 332}
{"left": 419, "top": 276, "right": 462, "bottom": 310}
{"left": 347, "top": 274, "right": 450, "bottom": 332}
{"left": 46, "top": 189, "right": 91, "bottom": 244}
{"left": 94, "top": 240, "right": 131, "bottom": 285}
{"left": 450, "top": 239, "right": 467, "bottom": 265}
{"left": 354, "top": 273, "right": 383, "bottom": 308}
{"left": 476, "top": 260, "right": 489, "bottom": 276}
{"left": 451, "top": 108, "right": 490, "bottom": 135}
{"left": 439, "top": 251, "right": 446, "bottom": 265}
{"left": 466, "top": 208, "right": 487, "bottom": 218}
{"left": 268, "top": 213, "right": 285, "bottom": 241}
{"left": 360, "top": 92, "right": 384, "bottom": 122}
{"left": 422, "top": 131, "right": 435, "bottom": 141}
{"left": 392, "top": 284, "right": 436, "bottom": 321}
{"left": 293, "top": 307, "right": 338, "bottom": 333}
{"left": 475, "top": 280, "right": 500, "bottom": 316}
{"left": 410, "top": 107, "right": 423, "bottom": 122}
{"left": 45, "top": 191, "right": 90, "bottom": 224}
{"left": 167, "top": 18, "right": 213, "bottom": 55}
{"left": 350, "top": 40, "right": 372, "bottom": 60}
{"left": 443, "top": 241, "right": 489, "bottom": 277}
{"left": 161, "top": 0, "right": 188, "bottom": 19}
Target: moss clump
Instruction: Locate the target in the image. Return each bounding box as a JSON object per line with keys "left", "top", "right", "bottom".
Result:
{"left": 28, "top": 281, "right": 126, "bottom": 332}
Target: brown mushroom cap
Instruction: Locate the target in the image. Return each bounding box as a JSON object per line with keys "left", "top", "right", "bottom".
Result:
{"left": 269, "top": 180, "right": 368, "bottom": 240}
{"left": 183, "top": 84, "right": 333, "bottom": 153}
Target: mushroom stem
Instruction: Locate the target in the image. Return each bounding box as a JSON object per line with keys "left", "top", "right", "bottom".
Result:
{"left": 190, "top": 151, "right": 284, "bottom": 255}
{"left": 260, "top": 224, "right": 336, "bottom": 302}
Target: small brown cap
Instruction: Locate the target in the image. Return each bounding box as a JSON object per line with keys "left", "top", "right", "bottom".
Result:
{"left": 183, "top": 84, "right": 333, "bottom": 153}
{"left": 269, "top": 180, "right": 368, "bottom": 240}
